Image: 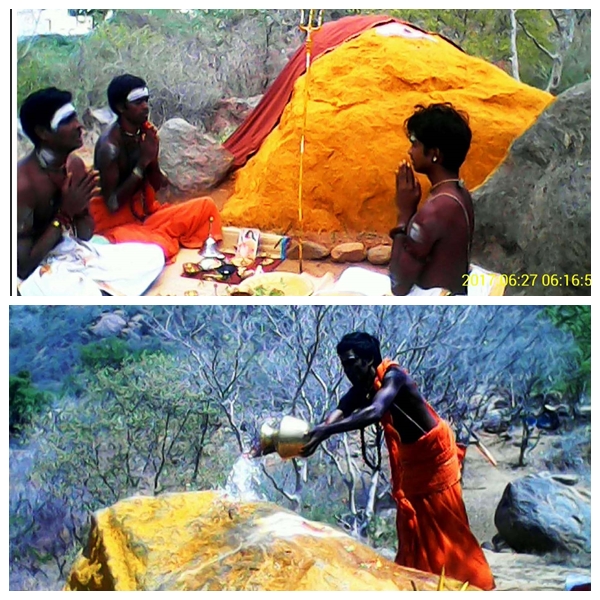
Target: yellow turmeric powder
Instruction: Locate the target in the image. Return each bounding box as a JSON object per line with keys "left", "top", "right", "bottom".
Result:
{"left": 221, "top": 27, "right": 554, "bottom": 235}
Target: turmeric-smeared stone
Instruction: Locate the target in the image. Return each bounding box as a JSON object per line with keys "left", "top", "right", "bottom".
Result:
{"left": 222, "top": 27, "right": 553, "bottom": 235}
{"left": 64, "top": 491, "right": 478, "bottom": 591}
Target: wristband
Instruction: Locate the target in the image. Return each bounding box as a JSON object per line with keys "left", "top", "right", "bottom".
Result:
{"left": 132, "top": 165, "right": 144, "bottom": 179}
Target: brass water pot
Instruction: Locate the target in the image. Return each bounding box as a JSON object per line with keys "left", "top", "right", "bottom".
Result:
{"left": 259, "top": 416, "right": 310, "bottom": 459}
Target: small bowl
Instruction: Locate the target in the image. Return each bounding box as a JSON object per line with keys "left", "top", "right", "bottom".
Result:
{"left": 228, "top": 287, "right": 254, "bottom": 296}
{"left": 231, "top": 256, "right": 253, "bottom": 268}
{"left": 217, "top": 264, "right": 237, "bottom": 278}
{"left": 199, "top": 257, "right": 223, "bottom": 271}
{"left": 183, "top": 262, "right": 202, "bottom": 275}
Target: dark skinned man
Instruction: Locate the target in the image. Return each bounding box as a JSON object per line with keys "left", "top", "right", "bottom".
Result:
{"left": 301, "top": 332, "right": 494, "bottom": 590}
{"left": 17, "top": 87, "right": 164, "bottom": 295}
{"left": 90, "top": 74, "right": 222, "bottom": 262}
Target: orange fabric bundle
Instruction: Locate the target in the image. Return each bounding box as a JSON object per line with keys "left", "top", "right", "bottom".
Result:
{"left": 375, "top": 359, "right": 495, "bottom": 590}
{"left": 89, "top": 182, "right": 222, "bottom": 261}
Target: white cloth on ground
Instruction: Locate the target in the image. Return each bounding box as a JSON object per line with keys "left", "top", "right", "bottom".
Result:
{"left": 466, "top": 264, "right": 506, "bottom": 296}
{"left": 330, "top": 265, "right": 505, "bottom": 296}
{"left": 332, "top": 267, "right": 445, "bottom": 296}
{"left": 18, "top": 234, "right": 164, "bottom": 296}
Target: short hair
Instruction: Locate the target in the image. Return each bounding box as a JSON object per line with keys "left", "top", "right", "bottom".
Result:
{"left": 337, "top": 332, "right": 382, "bottom": 366}
{"left": 19, "top": 87, "right": 73, "bottom": 147}
{"left": 107, "top": 74, "right": 147, "bottom": 115}
{"left": 405, "top": 103, "right": 472, "bottom": 172}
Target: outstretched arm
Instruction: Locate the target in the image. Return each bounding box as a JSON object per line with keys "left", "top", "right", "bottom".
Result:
{"left": 301, "top": 370, "right": 407, "bottom": 457}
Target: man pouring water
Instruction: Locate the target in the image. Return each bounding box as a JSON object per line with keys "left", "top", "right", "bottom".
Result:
{"left": 300, "top": 332, "right": 495, "bottom": 590}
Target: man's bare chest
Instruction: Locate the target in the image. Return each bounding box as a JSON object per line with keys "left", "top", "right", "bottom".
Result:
{"left": 118, "top": 141, "right": 142, "bottom": 178}
{"left": 30, "top": 179, "right": 62, "bottom": 233}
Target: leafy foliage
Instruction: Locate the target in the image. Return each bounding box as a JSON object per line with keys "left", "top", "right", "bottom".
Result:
{"left": 9, "top": 371, "right": 53, "bottom": 434}
{"left": 17, "top": 9, "right": 302, "bottom": 127}
{"left": 17, "top": 9, "right": 590, "bottom": 133}
{"left": 80, "top": 338, "right": 144, "bottom": 370}
{"left": 541, "top": 306, "right": 591, "bottom": 400}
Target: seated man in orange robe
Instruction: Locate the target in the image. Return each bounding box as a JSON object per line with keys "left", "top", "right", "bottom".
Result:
{"left": 90, "top": 74, "right": 222, "bottom": 261}
{"left": 301, "top": 332, "right": 495, "bottom": 591}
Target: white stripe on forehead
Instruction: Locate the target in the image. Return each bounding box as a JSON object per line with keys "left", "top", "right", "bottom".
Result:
{"left": 50, "top": 103, "right": 76, "bottom": 131}
{"left": 127, "top": 87, "right": 149, "bottom": 102}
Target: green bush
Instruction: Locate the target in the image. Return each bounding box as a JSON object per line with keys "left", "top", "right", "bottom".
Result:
{"left": 79, "top": 338, "right": 144, "bottom": 370}
{"left": 9, "top": 371, "right": 53, "bottom": 434}
{"left": 542, "top": 306, "right": 591, "bottom": 401}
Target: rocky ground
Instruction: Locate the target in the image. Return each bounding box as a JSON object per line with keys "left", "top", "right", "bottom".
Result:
{"left": 459, "top": 427, "right": 591, "bottom": 591}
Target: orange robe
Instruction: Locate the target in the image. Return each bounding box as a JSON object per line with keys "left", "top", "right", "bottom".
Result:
{"left": 89, "top": 181, "right": 222, "bottom": 262}
{"left": 375, "top": 359, "right": 495, "bottom": 590}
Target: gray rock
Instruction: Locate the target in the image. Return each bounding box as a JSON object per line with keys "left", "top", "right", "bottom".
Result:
{"left": 331, "top": 242, "right": 367, "bottom": 263}
{"left": 206, "top": 95, "right": 262, "bottom": 138}
{"left": 89, "top": 107, "right": 116, "bottom": 127}
{"left": 494, "top": 473, "right": 591, "bottom": 555}
{"left": 472, "top": 82, "right": 591, "bottom": 296}
{"left": 482, "top": 410, "right": 511, "bottom": 434}
{"left": 89, "top": 313, "right": 128, "bottom": 338}
{"left": 158, "top": 118, "right": 234, "bottom": 196}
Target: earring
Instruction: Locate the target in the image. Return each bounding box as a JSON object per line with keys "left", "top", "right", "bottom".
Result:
{"left": 432, "top": 157, "right": 438, "bottom": 163}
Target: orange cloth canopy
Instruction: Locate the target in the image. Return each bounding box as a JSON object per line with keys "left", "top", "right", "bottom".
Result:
{"left": 375, "top": 359, "right": 495, "bottom": 590}
{"left": 89, "top": 182, "right": 222, "bottom": 261}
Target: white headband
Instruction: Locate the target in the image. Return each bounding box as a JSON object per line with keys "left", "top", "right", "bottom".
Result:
{"left": 127, "top": 87, "right": 149, "bottom": 102}
{"left": 50, "top": 103, "right": 76, "bottom": 131}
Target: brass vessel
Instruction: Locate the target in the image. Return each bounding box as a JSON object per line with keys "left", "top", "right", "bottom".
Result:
{"left": 259, "top": 416, "right": 310, "bottom": 459}
{"left": 199, "top": 217, "right": 225, "bottom": 260}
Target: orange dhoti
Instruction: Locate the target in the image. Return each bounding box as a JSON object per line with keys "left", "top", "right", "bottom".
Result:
{"left": 381, "top": 410, "right": 495, "bottom": 590}
{"left": 90, "top": 182, "right": 222, "bottom": 262}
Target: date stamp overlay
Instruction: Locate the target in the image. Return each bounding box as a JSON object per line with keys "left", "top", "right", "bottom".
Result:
{"left": 463, "top": 273, "right": 591, "bottom": 290}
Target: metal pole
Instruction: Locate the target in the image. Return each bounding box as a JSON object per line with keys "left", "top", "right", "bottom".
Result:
{"left": 297, "top": 9, "right": 323, "bottom": 274}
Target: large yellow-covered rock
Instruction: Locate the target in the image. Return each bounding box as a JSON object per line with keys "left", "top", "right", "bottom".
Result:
{"left": 222, "top": 26, "right": 554, "bottom": 235}
{"left": 65, "top": 491, "right": 477, "bottom": 591}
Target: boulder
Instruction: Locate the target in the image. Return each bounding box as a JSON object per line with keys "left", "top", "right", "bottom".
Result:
{"left": 89, "top": 313, "right": 128, "bottom": 338}
{"left": 494, "top": 473, "right": 591, "bottom": 555}
{"left": 472, "top": 82, "right": 591, "bottom": 296}
{"left": 65, "top": 491, "right": 476, "bottom": 591}
{"left": 206, "top": 96, "right": 262, "bottom": 138}
{"left": 367, "top": 245, "right": 392, "bottom": 265}
{"left": 286, "top": 240, "right": 330, "bottom": 260}
{"left": 331, "top": 242, "right": 367, "bottom": 263}
{"left": 158, "top": 118, "right": 234, "bottom": 197}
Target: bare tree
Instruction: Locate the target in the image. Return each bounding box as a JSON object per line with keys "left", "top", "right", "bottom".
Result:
{"left": 509, "top": 9, "right": 520, "bottom": 81}
{"left": 516, "top": 8, "right": 577, "bottom": 93}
